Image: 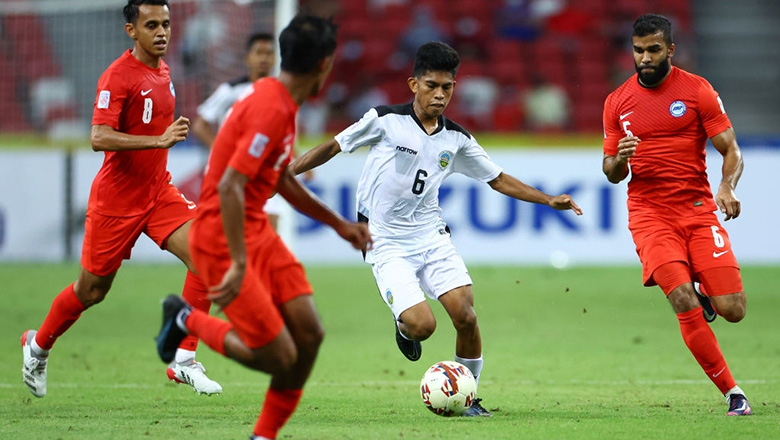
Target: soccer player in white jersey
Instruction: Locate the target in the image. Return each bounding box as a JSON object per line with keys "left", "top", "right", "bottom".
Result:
{"left": 291, "top": 41, "right": 582, "bottom": 416}
{"left": 191, "top": 32, "right": 290, "bottom": 230}
{"left": 192, "top": 32, "right": 274, "bottom": 146}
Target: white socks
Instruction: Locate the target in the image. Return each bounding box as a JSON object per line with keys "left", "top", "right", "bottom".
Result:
{"left": 455, "top": 354, "right": 483, "bottom": 387}
{"left": 724, "top": 385, "right": 746, "bottom": 401}
{"left": 174, "top": 348, "right": 196, "bottom": 364}
{"left": 30, "top": 336, "right": 49, "bottom": 358}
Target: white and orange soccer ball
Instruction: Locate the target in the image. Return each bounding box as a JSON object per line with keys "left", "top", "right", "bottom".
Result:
{"left": 419, "top": 360, "right": 477, "bottom": 416}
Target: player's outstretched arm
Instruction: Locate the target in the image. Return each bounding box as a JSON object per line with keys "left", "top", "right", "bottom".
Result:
{"left": 488, "top": 172, "right": 583, "bottom": 215}
{"left": 90, "top": 116, "right": 190, "bottom": 151}
{"left": 289, "top": 139, "right": 341, "bottom": 175}
{"left": 711, "top": 127, "right": 744, "bottom": 221}
{"left": 277, "top": 167, "right": 371, "bottom": 251}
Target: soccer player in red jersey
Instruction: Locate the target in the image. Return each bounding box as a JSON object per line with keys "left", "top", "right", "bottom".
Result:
{"left": 154, "top": 15, "right": 371, "bottom": 440}
{"left": 603, "top": 14, "right": 751, "bottom": 416}
{"left": 21, "top": 0, "right": 221, "bottom": 397}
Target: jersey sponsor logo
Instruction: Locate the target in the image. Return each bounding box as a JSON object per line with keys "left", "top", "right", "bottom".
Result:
{"left": 619, "top": 111, "right": 634, "bottom": 120}
{"left": 669, "top": 100, "right": 687, "bottom": 117}
{"left": 141, "top": 88, "right": 152, "bottom": 96}
{"left": 248, "top": 132, "right": 270, "bottom": 158}
{"left": 385, "top": 289, "right": 393, "bottom": 305}
{"left": 396, "top": 145, "right": 418, "bottom": 155}
{"left": 98, "top": 90, "right": 110, "bottom": 109}
{"left": 169, "top": 81, "right": 176, "bottom": 97}
{"left": 438, "top": 150, "right": 453, "bottom": 170}
{"left": 713, "top": 250, "right": 730, "bottom": 258}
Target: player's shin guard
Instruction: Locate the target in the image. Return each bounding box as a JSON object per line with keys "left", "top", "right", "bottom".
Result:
{"left": 254, "top": 388, "right": 303, "bottom": 439}
{"left": 184, "top": 309, "right": 232, "bottom": 356}
{"left": 677, "top": 307, "right": 737, "bottom": 393}
{"left": 36, "top": 283, "right": 87, "bottom": 350}
{"left": 179, "top": 271, "right": 210, "bottom": 351}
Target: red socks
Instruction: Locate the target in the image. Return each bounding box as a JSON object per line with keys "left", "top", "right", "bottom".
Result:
{"left": 35, "top": 283, "right": 87, "bottom": 350}
{"left": 184, "top": 309, "right": 232, "bottom": 356}
{"left": 178, "top": 271, "right": 210, "bottom": 351}
{"left": 254, "top": 388, "right": 303, "bottom": 439}
{"left": 677, "top": 307, "right": 736, "bottom": 393}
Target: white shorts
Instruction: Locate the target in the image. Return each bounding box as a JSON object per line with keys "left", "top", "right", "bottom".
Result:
{"left": 370, "top": 242, "right": 472, "bottom": 319}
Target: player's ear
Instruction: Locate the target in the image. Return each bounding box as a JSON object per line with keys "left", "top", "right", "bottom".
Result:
{"left": 667, "top": 42, "right": 675, "bottom": 59}
{"left": 408, "top": 76, "right": 418, "bottom": 94}
{"left": 317, "top": 56, "right": 334, "bottom": 74}
{"left": 125, "top": 22, "right": 136, "bottom": 40}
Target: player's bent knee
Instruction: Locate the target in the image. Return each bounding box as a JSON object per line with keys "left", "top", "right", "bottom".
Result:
{"left": 720, "top": 302, "right": 746, "bottom": 323}
{"left": 666, "top": 286, "right": 700, "bottom": 313}
{"left": 712, "top": 291, "right": 746, "bottom": 322}
{"left": 450, "top": 307, "right": 477, "bottom": 332}
{"left": 298, "top": 325, "right": 325, "bottom": 355}
{"left": 249, "top": 344, "right": 298, "bottom": 375}
{"left": 74, "top": 284, "right": 110, "bottom": 307}
{"left": 405, "top": 318, "right": 436, "bottom": 341}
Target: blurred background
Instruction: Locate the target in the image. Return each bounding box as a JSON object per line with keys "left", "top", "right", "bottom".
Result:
{"left": 0, "top": 0, "right": 778, "bottom": 143}
{"left": 0, "top": 0, "right": 778, "bottom": 266}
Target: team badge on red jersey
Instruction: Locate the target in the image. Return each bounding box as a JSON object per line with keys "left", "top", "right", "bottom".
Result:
{"left": 98, "top": 90, "right": 110, "bottom": 109}
{"left": 669, "top": 100, "right": 686, "bottom": 117}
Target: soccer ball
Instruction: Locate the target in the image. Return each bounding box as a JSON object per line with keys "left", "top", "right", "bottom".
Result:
{"left": 419, "top": 360, "right": 477, "bottom": 416}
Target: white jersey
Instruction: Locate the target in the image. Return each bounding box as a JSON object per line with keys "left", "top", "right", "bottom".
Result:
{"left": 196, "top": 76, "right": 253, "bottom": 127}
{"left": 335, "top": 103, "right": 502, "bottom": 263}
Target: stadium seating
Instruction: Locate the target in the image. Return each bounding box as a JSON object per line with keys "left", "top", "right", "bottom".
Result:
{"left": 0, "top": 0, "right": 693, "bottom": 136}
{"left": 328, "top": 0, "right": 692, "bottom": 133}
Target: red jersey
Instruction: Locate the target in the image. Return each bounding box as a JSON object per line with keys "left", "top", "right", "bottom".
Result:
{"left": 603, "top": 67, "right": 732, "bottom": 216}
{"left": 195, "top": 77, "right": 297, "bottom": 252}
{"left": 90, "top": 49, "right": 176, "bottom": 216}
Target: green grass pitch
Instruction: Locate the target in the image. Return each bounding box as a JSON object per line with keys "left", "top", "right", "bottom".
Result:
{"left": 2, "top": 263, "right": 779, "bottom": 439}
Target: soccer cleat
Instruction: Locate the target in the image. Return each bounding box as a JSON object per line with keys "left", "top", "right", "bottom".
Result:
{"left": 167, "top": 359, "right": 222, "bottom": 395}
{"left": 394, "top": 320, "right": 421, "bottom": 362}
{"left": 462, "top": 398, "right": 493, "bottom": 417}
{"left": 726, "top": 394, "right": 752, "bottom": 416}
{"left": 21, "top": 329, "right": 48, "bottom": 398}
{"left": 155, "top": 294, "right": 191, "bottom": 364}
{"left": 694, "top": 282, "right": 717, "bottom": 323}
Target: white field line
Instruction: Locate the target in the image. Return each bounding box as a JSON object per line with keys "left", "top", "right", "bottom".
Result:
{"left": 2, "top": 378, "right": 776, "bottom": 389}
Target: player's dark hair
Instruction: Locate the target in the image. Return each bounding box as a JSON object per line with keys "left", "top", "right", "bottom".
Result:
{"left": 246, "top": 32, "right": 274, "bottom": 53}
{"left": 413, "top": 41, "right": 460, "bottom": 78}
{"left": 633, "top": 14, "right": 673, "bottom": 46}
{"left": 124, "top": 0, "right": 169, "bottom": 25}
{"left": 279, "top": 15, "right": 338, "bottom": 74}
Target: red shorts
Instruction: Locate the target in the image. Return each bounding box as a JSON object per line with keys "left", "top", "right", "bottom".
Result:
{"left": 629, "top": 210, "right": 739, "bottom": 287}
{"left": 189, "top": 226, "right": 312, "bottom": 349}
{"left": 81, "top": 183, "right": 196, "bottom": 276}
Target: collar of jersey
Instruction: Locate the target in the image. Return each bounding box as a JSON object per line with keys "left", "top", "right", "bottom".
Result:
{"left": 405, "top": 102, "right": 445, "bottom": 136}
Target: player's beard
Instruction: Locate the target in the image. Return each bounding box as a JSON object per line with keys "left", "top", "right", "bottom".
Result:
{"left": 636, "top": 57, "right": 671, "bottom": 86}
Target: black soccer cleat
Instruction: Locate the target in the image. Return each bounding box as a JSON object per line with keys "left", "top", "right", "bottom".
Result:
{"left": 155, "top": 294, "right": 191, "bottom": 364}
{"left": 726, "top": 393, "right": 752, "bottom": 416}
{"left": 462, "top": 398, "right": 493, "bottom": 417}
{"left": 694, "top": 282, "right": 717, "bottom": 323}
{"left": 394, "top": 320, "right": 421, "bottom": 362}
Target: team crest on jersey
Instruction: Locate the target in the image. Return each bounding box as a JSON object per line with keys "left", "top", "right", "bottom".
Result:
{"left": 385, "top": 289, "right": 393, "bottom": 305}
{"left": 97, "top": 90, "right": 110, "bottom": 109}
{"left": 169, "top": 81, "right": 176, "bottom": 97}
{"left": 669, "top": 100, "right": 686, "bottom": 117}
{"left": 438, "top": 150, "right": 453, "bottom": 170}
